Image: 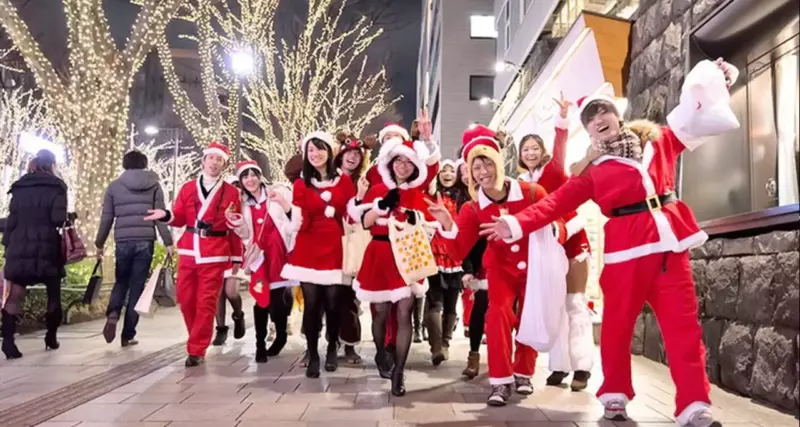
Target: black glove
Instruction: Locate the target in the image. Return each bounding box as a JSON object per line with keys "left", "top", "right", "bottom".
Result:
{"left": 406, "top": 212, "right": 417, "bottom": 226}
{"left": 377, "top": 188, "right": 400, "bottom": 212}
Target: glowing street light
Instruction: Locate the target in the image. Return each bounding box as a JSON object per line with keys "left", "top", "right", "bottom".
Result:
{"left": 479, "top": 97, "right": 501, "bottom": 107}
{"left": 144, "top": 125, "right": 160, "bottom": 136}
{"left": 230, "top": 48, "right": 254, "bottom": 163}
{"left": 231, "top": 49, "right": 255, "bottom": 76}
{"left": 494, "top": 60, "right": 521, "bottom": 74}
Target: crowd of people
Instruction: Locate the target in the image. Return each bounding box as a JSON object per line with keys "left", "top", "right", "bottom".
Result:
{"left": 0, "top": 58, "right": 737, "bottom": 427}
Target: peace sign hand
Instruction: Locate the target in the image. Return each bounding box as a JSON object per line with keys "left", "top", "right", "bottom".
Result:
{"left": 425, "top": 193, "right": 453, "bottom": 230}
{"left": 553, "top": 91, "right": 572, "bottom": 119}
{"left": 417, "top": 107, "right": 433, "bottom": 142}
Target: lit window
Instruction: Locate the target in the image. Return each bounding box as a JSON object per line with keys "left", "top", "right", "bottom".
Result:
{"left": 470, "top": 15, "right": 497, "bottom": 38}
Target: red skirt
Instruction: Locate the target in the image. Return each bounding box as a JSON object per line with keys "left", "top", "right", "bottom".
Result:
{"left": 565, "top": 229, "right": 591, "bottom": 261}
{"left": 354, "top": 240, "right": 428, "bottom": 303}
{"left": 431, "top": 234, "right": 462, "bottom": 273}
{"left": 282, "top": 227, "right": 343, "bottom": 285}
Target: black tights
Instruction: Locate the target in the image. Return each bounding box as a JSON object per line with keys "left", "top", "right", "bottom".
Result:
{"left": 216, "top": 278, "right": 243, "bottom": 327}
{"left": 372, "top": 297, "right": 414, "bottom": 374}
{"left": 3, "top": 280, "right": 61, "bottom": 317}
{"left": 469, "top": 290, "right": 488, "bottom": 352}
{"left": 301, "top": 283, "right": 339, "bottom": 360}
{"left": 253, "top": 288, "right": 293, "bottom": 347}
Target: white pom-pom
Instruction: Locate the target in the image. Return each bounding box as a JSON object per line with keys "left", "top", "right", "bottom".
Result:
{"left": 324, "top": 205, "right": 336, "bottom": 218}
{"left": 320, "top": 191, "right": 332, "bottom": 202}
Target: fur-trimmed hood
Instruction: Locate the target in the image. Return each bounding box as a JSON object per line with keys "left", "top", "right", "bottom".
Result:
{"left": 627, "top": 120, "right": 662, "bottom": 145}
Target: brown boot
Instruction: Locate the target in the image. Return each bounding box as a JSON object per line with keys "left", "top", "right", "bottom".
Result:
{"left": 442, "top": 314, "right": 458, "bottom": 361}
{"left": 425, "top": 311, "right": 445, "bottom": 366}
{"left": 462, "top": 351, "right": 480, "bottom": 379}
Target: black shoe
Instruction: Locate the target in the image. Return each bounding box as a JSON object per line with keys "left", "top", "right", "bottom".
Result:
{"left": 386, "top": 344, "right": 397, "bottom": 370}
{"left": 121, "top": 338, "right": 139, "bottom": 347}
{"left": 375, "top": 354, "right": 392, "bottom": 379}
{"left": 412, "top": 328, "right": 422, "bottom": 343}
{"left": 343, "top": 345, "right": 362, "bottom": 364}
{"left": 546, "top": 371, "right": 569, "bottom": 386}
{"left": 44, "top": 331, "right": 60, "bottom": 351}
{"left": 570, "top": 370, "right": 591, "bottom": 391}
{"left": 266, "top": 334, "right": 286, "bottom": 356}
{"left": 306, "top": 355, "right": 321, "bottom": 378}
{"left": 390, "top": 370, "right": 406, "bottom": 396}
{"left": 514, "top": 375, "right": 534, "bottom": 395}
{"left": 255, "top": 344, "right": 268, "bottom": 364}
{"left": 421, "top": 326, "right": 428, "bottom": 341}
{"left": 487, "top": 384, "right": 511, "bottom": 407}
{"left": 102, "top": 319, "right": 117, "bottom": 344}
{"left": 232, "top": 312, "right": 245, "bottom": 339}
{"left": 1, "top": 311, "right": 22, "bottom": 360}
{"left": 324, "top": 347, "right": 338, "bottom": 372}
{"left": 185, "top": 355, "right": 204, "bottom": 367}
{"left": 212, "top": 326, "right": 228, "bottom": 346}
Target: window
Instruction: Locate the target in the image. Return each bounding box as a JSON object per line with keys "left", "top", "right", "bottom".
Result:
{"left": 470, "top": 15, "right": 497, "bottom": 38}
{"left": 520, "top": 0, "right": 528, "bottom": 22}
{"left": 469, "top": 75, "right": 494, "bottom": 101}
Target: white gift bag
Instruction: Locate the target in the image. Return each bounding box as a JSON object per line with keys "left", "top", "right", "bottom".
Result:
{"left": 135, "top": 266, "right": 160, "bottom": 318}
{"left": 516, "top": 225, "right": 570, "bottom": 351}
{"left": 342, "top": 220, "right": 371, "bottom": 277}
{"left": 666, "top": 59, "right": 740, "bottom": 149}
{"left": 388, "top": 212, "right": 438, "bottom": 285}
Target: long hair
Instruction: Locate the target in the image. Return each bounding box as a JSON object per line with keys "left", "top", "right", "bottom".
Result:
{"left": 238, "top": 168, "right": 264, "bottom": 203}
{"left": 517, "top": 134, "right": 551, "bottom": 172}
{"left": 446, "top": 164, "right": 471, "bottom": 209}
{"left": 333, "top": 131, "right": 376, "bottom": 181}
{"left": 28, "top": 149, "right": 57, "bottom": 174}
{"left": 302, "top": 138, "right": 337, "bottom": 187}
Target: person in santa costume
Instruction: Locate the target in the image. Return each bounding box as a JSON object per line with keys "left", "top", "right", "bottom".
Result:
{"left": 331, "top": 130, "right": 375, "bottom": 364}
{"left": 145, "top": 142, "right": 243, "bottom": 367}
{"left": 226, "top": 161, "right": 296, "bottom": 363}
{"left": 423, "top": 159, "right": 469, "bottom": 366}
{"left": 480, "top": 59, "right": 737, "bottom": 427}
{"left": 354, "top": 135, "right": 439, "bottom": 396}
{"left": 516, "top": 93, "right": 595, "bottom": 391}
{"left": 426, "top": 124, "right": 568, "bottom": 406}
{"left": 281, "top": 131, "right": 357, "bottom": 378}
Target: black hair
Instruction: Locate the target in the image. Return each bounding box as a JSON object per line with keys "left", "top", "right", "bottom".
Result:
{"left": 123, "top": 151, "right": 149, "bottom": 170}
{"left": 334, "top": 146, "right": 364, "bottom": 181}
{"left": 238, "top": 168, "right": 263, "bottom": 202}
{"left": 439, "top": 164, "right": 470, "bottom": 209}
{"left": 580, "top": 99, "right": 619, "bottom": 126}
{"left": 302, "top": 138, "right": 338, "bottom": 187}
{"left": 517, "top": 134, "right": 551, "bottom": 170}
{"left": 29, "top": 149, "right": 56, "bottom": 174}
{"left": 388, "top": 155, "right": 419, "bottom": 185}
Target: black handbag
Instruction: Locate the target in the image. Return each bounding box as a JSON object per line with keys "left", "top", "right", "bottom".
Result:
{"left": 82, "top": 261, "right": 103, "bottom": 304}
{"left": 153, "top": 256, "right": 176, "bottom": 307}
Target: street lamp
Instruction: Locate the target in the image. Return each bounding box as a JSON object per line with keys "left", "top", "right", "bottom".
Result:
{"left": 479, "top": 97, "right": 502, "bottom": 107}
{"left": 143, "top": 125, "right": 160, "bottom": 136}
{"left": 231, "top": 48, "right": 254, "bottom": 162}
{"left": 494, "top": 60, "right": 521, "bottom": 74}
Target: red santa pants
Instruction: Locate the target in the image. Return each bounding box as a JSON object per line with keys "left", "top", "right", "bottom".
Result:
{"left": 461, "top": 288, "right": 474, "bottom": 328}
{"left": 485, "top": 270, "right": 537, "bottom": 385}
{"left": 177, "top": 257, "right": 227, "bottom": 357}
{"left": 597, "top": 251, "right": 710, "bottom": 417}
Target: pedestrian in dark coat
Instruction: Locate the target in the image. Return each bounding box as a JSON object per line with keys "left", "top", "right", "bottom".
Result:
{"left": 1, "top": 149, "right": 68, "bottom": 359}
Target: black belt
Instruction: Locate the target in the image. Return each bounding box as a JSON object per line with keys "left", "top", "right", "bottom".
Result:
{"left": 372, "top": 235, "right": 390, "bottom": 242}
{"left": 186, "top": 227, "right": 229, "bottom": 237}
{"left": 611, "top": 193, "right": 677, "bottom": 217}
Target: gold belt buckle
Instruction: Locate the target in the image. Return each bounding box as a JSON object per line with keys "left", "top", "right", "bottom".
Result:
{"left": 646, "top": 194, "right": 662, "bottom": 211}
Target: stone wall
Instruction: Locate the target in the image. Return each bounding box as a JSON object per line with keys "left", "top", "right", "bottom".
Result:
{"left": 632, "top": 230, "right": 800, "bottom": 412}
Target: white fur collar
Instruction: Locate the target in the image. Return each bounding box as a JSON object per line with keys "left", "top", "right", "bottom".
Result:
{"left": 477, "top": 178, "right": 523, "bottom": 209}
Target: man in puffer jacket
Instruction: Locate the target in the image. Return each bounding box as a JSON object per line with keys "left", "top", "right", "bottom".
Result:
{"left": 95, "top": 151, "right": 174, "bottom": 347}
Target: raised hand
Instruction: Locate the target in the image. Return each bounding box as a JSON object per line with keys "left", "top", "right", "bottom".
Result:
{"left": 553, "top": 91, "right": 572, "bottom": 119}
{"left": 357, "top": 175, "right": 370, "bottom": 199}
{"left": 478, "top": 216, "right": 512, "bottom": 241}
{"left": 425, "top": 193, "right": 453, "bottom": 229}
{"left": 144, "top": 209, "right": 167, "bottom": 221}
{"left": 417, "top": 106, "right": 433, "bottom": 141}
{"left": 269, "top": 190, "right": 291, "bottom": 212}
{"left": 715, "top": 57, "right": 734, "bottom": 89}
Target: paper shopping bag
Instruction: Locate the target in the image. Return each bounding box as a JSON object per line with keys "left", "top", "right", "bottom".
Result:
{"left": 342, "top": 220, "right": 371, "bottom": 277}
{"left": 81, "top": 261, "right": 103, "bottom": 305}
{"left": 136, "top": 265, "right": 160, "bottom": 318}
{"left": 0, "top": 270, "right": 8, "bottom": 310}
{"left": 388, "top": 212, "right": 438, "bottom": 284}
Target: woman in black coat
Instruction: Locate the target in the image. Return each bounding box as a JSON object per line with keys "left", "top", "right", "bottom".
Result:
{"left": 2, "top": 149, "right": 68, "bottom": 359}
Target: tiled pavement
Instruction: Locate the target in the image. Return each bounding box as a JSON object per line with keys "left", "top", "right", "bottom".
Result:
{"left": 0, "top": 302, "right": 797, "bottom": 427}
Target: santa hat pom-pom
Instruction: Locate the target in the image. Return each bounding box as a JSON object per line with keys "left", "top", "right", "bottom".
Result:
{"left": 320, "top": 190, "right": 332, "bottom": 202}
{"left": 363, "top": 135, "right": 378, "bottom": 150}
{"left": 324, "top": 205, "right": 336, "bottom": 218}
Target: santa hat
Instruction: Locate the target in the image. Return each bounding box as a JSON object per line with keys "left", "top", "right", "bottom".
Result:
{"left": 376, "top": 137, "right": 430, "bottom": 189}
{"left": 301, "top": 131, "right": 335, "bottom": 157}
{"left": 235, "top": 160, "right": 262, "bottom": 178}
{"left": 378, "top": 122, "right": 410, "bottom": 143}
{"left": 461, "top": 124, "right": 504, "bottom": 198}
{"left": 576, "top": 82, "right": 618, "bottom": 121}
{"left": 440, "top": 159, "right": 457, "bottom": 170}
{"left": 203, "top": 141, "right": 231, "bottom": 161}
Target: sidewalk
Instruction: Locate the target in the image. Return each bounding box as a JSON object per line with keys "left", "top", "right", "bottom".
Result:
{"left": 0, "top": 302, "right": 797, "bottom": 427}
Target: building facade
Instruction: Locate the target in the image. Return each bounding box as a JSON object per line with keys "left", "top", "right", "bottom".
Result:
{"left": 416, "top": 0, "right": 497, "bottom": 158}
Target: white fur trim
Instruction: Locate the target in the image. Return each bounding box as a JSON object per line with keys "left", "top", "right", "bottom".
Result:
{"left": 310, "top": 175, "right": 341, "bottom": 189}
{"left": 270, "top": 280, "right": 299, "bottom": 290}
{"left": 570, "top": 250, "right": 591, "bottom": 263}
{"left": 203, "top": 147, "right": 229, "bottom": 160}
{"left": 320, "top": 190, "right": 332, "bottom": 202}
{"left": 478, "top": 178, "right": 523, "bottom": 209}
{"left": 463, "top": 136, "right": 500, "bottom": 157}
{"left": 324, "top": 205, "right": 336, "bottom": 218}
{"left": 597, "top": 393, "right": 629, "bottom": 407}
{"left": 281, "top": 264, "right": 343, "bottom": 285}
{"left": 353, "top": 278, "right": 428, "bottom": 303}
{"left": 426, "top": 142, "right": 441, "bottom": 165}
{"left": 440, "top": 159, "right": 457, "bottom": 170}
{"left": 347, "top": 198, "right": 372, "bottom": 222}
{"left": 377, "top": 139, "right": 430, "bottom": 190}
{"left": 236, "top": 162, "right": 261, "bottom": 177}
{"left": 289, "top": 205, "right": 303, "bottom": 232}
{"left": 500, "top": 215, "right": 523, "bottom": 243}
{"left": 438, "top": 266, "right": 463, "bottom": 273}
{"left": 437, "top": 222, "right": 458, "bottom": 240}
{"left": 577, "top": 82, "right": 616, "bottom": 117}
{"left": 554, "top": 114, "right": 570, "bottom": 130}
{"left": 371, "top": 198, "right": 390, "bottom": 216}
{"left": 489, "top": 375, "right": 515, "bottom": 385}
{"left": 565, "top": 216, "right": 586, "bottom": 240}
{"left": 302, "top": 131, "right": 334, "bottom": 156}
{"left": 379, "top": 124, "right": 410, "bottom": 142}
{"left": 676, "top": 401, "right": 712, "bottom": 426}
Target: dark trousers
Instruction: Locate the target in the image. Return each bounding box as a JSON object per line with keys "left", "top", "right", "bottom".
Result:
{"left": 469, "top": 289, "right": 488, "bottom": 352}
{"left": 332, "top": 285, "right": 361, "bottom": 345}
{"left": 425, "top": 272, "right": 461, "bottom": 315}
{"left": 106, "top": 241, "right": 154, "bottom": 340}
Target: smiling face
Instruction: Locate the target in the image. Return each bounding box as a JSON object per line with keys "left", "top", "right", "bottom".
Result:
{"left": 582, "top": 101, "right": 622, "bottom": 143}
{"left": 470, "top": 157, "right": 496, "bottom": 190}
{"left": 391, "top": 155, "right": 415, "bottom": 183}
{"left": 382, "top": 131, "right": 404, "bottom": 144}
{"left": 438, "top": 164, "right": 456, "bottom": 188}
{"left": 341, "top": 149, "right": 363, "bottom": 175}
{"left": 202, "top": 153, "right": 226, "bottom": 178}
{"left": 458, "top": 163, "right": 469, "bottom": 186}
{"left": 240, "top": 169, "right": 261, "bottom": 194}
{"left": 306, "top": 141, "right": 329, "bottom": 169}
{"left": 520, "top": 136, "right": 545, "bottom": 170}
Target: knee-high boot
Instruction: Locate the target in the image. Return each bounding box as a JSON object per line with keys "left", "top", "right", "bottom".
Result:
{"left": 442, "top": 313, "right": 458, "bottom": 360}
{"left": 425, "top": 311, "right": 445, "bottom": 366}
{"left": 44, "top": 307, "right": 62, "bottom": 350}
{"left": 1, "top": 310, "right": 22, "bottom": 359}
{"left": 412, "top": 298, "right": 423, "bottom": 343}
{"left": 253, "top": 305, "right": 269, "bottom": 363}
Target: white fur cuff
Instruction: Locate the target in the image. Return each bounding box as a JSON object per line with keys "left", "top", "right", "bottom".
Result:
{"left": 554, "top": 115, "right": 570, "bottom": 130}
{"left": 436, "top": 222, "right": 458, "bottom": 239}
{"left": 500, "top": 215, "right": 523, "bottom": 243}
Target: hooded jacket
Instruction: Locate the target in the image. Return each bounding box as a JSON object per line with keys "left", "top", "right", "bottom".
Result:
{"left": 2, "top": 172, "right": 68, "bottom": 285}
{"left": 95, "top": 169, "right": 173, "bottom": 248}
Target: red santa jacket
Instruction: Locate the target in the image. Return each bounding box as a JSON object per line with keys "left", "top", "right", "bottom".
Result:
{"left": 437, "top": 179, "right": 567, "bottom": 281}
{"left": 169, "top": 177, "right": 243, "bottom": 265}
{"left": 505, "top": 124, "right": 707, "bottom": 265}
{"left": 517, "top": 118, "right": 585, "bottom": 238}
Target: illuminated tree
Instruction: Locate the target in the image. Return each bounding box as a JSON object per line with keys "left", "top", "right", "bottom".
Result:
{"left": 0, "top": 0, "right": 185, "bottom": 235}
{"left": 135, "top": 138, "right": 199, "bottom": 205}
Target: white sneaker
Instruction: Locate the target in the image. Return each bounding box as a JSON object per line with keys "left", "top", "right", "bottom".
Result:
{"left": 603, "top": 399, "right": 628, "bottom": 421}
{"left": 682, "top": 408, "right": 721, "bottom": 427}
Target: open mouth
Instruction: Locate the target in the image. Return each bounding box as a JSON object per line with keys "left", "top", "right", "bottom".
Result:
{"left": 597, "top": 124, "right": 609, "bottom": 133}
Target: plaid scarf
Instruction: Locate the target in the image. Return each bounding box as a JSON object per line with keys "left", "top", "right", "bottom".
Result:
{"left": 595, "top": 126, "right": 643, "bottom": 162}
